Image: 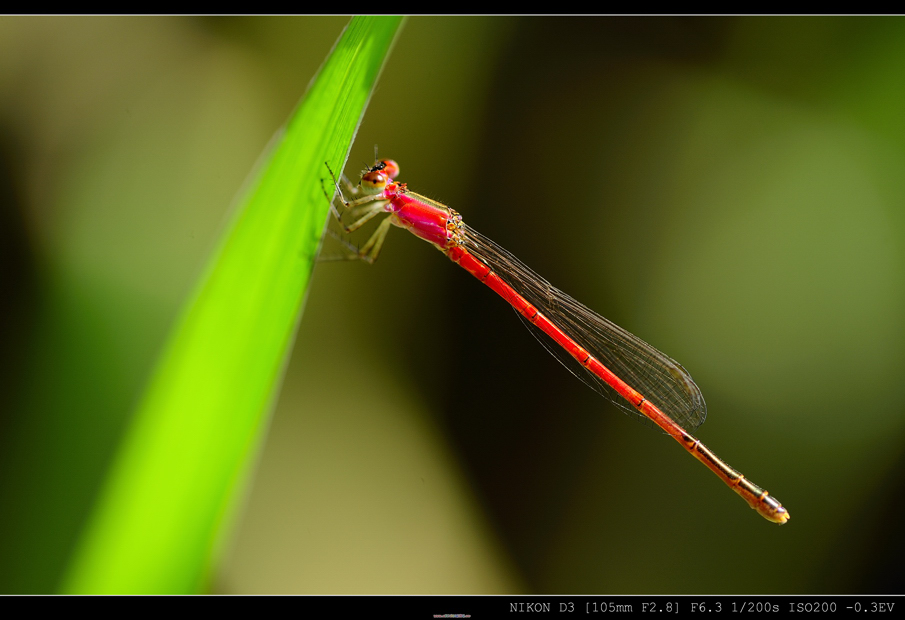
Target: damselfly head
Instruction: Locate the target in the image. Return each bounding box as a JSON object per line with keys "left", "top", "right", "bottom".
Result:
{"left": 359, "top": 159, "right": 400, "bottom": 196}
{"left": 372, "top": 159, "right": 399, "bottom": 180}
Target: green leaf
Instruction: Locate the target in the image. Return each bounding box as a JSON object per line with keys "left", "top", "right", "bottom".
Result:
{"left": 60, "top": 16, "right": 405, "bottom": 594}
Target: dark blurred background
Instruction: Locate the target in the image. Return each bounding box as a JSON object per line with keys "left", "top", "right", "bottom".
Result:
{"left": 1, "top": 16, "right": 904, "bottom": 594}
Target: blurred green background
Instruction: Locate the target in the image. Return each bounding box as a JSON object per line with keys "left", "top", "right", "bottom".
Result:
{"left": 1, "top": 16, "right": 904, "bottom": 594}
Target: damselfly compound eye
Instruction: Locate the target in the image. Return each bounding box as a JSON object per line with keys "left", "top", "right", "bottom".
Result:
{"left": 377, "top": 159, "right": 400, "bottom": 179}
{"left": 360, "top": 170, "right": 388, "bottom": 194}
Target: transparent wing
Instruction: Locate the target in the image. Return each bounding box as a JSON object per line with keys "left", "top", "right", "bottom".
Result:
{"left": 461, "top": 224, "right": 706, "bottom": 432}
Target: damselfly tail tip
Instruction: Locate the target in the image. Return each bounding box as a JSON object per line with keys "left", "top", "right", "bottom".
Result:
{"left": 744, "top": 489, "right": 789, "bottom": 524}
{"left": 758, "top": 498, "right": 789, "bottom": 525}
